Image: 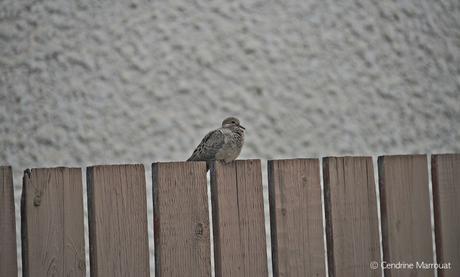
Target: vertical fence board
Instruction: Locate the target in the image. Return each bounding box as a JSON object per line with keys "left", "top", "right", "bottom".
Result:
{"left": 268, "top": 159, "right": 326, "bottom": 277}
{"left": 378, "top": 155, "right": 434, "bottom": 277}
{"left": 22, "top": 167, "right": 85, "bottom": 277}
{"left": 87, "top": 164, "right": 149, "bottom": 277}
{"left": 432, "top": 154, "right": 460, "bottom": 277}
{"left": 153, "top": 161, "right": 211, "bottom": 276}
{"left": 0, "top": 166, "right": 18, "bottom": 277}
{"left": 210, "top": 159, "right": 268, "bottom": 277}
{"left": 323, "top": 157, "right": 381, "bottom": 277}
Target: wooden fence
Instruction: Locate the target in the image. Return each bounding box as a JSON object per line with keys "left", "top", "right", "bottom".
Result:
{"left": 0, "top": 154, "right": 459, "bottom": 277}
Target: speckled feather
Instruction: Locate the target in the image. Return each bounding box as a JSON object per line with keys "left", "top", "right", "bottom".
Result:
{"left": 187, "top": 129, "right": 226, "bottom": 161}
{"left": 187, "top": 117, "right": 245, "bottom": 164}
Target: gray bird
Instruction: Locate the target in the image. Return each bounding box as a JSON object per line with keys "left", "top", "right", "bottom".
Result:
{"left": 187, "top": 117, "right": 245, "bottom": 168}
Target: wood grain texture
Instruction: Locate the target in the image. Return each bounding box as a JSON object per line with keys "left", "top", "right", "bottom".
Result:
{"left": 323, "top": 157, "right": 381, "bottom": 277}
{"left": 210, "top": 159, "right": 268, "bottom": 277}
{"left": 21, "top": 167, "right": 85, "bottom": 277}
{"left": 153, "top": 161, "right": 211, "bottom": 277}
{"left": 268, "top": 159, "right": 326, "bottom": 277}
{"left": 432, "top": 154, "right": 460, "bottom": 277}
{"left": 87, "top": 164, "right": 149, "bottom": 277}
{"left": 0, "top": 166, "right": 18, "bottom": 277}
{"left": 378, "top": 155, "right": 434, "bottom": 277}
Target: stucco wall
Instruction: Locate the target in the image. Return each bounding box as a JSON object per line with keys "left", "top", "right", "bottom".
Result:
{"left": 1, "top": 0, "right": 459, "bottom": 275}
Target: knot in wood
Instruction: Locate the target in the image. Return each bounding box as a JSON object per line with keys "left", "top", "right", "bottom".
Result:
{"left": 33, "top": 194, "right": 41, "bottom": 206}
{"left": 195, "top": 222, "right": 204, "bottom": 237}
{"left": 78, "top": 259, "right": 85, "bottom": 270}
{"left": 281, "top": 208, "right": 287, "bottom": 216}
{"left": 302, "top": 176, "right": 308, "bottom": 187}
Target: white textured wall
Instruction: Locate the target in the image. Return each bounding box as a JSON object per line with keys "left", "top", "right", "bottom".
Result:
{"left": 1, "top": 0, "right": 459, "bottom": 275}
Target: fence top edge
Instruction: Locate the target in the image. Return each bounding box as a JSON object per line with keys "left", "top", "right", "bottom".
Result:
{"left": 268, "top": 158, "right": 319, "bottom": 163}
{"left": 214, "top": 158, "right": 260, "bottom": 162}
{"left": 154, "top": 159, "right": 261, "bottom": 165}
{"left": 5, "top": 154, "right": 459, "bottom": 172}
{"left": 23, "top": 167, "right": 82, "bottom": 173}
{"left": 377, "top": 154, "right": 428, "bottom": 161}
{"left": 87, "top": 163, "right": 145, "bottom": 169}
{"left": 152, "top": 161, "right": 206, "bottom": 166}
{"left": 323, "top": 155, "right": 373, "bottom": 160}
{"left": 431, "top": 153, "right": 460, "bottom": 159}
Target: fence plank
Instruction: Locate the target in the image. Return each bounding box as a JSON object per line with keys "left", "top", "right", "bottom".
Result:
{"left": 153, "top": 161, "right": 211, "bottom": 276}
{"left": 21, "top": 167, "right": 85, "bottom": 277}
{"left": 268, "top": 159, "right": 326, "bottom": 277}
{"left": 1, "top": 166, "right": 18, "bottom": 277}
{"left": 210, "top": 159, "right": 268, "bottom": 277}
{"left": 432, "top": 154, "right": 460, "bottom": 277}
{"left": 323, "top": 157, "right": 381, "bottom": 277}
{"left": 378, "top": 155, "right": 434, "bottom": 277}
{"left": 87, "top": 164, "right": 149, "bottom": 277}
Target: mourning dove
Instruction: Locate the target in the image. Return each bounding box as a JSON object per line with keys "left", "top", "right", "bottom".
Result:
{"left": 187, "top": 117, "right": 245, "bottom": 168}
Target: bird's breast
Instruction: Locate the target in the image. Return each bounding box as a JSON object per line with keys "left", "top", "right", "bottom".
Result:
{"left": 215, "top": 133, "right": 244, "bottom": 162}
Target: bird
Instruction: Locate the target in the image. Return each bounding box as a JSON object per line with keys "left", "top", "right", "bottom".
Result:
{"left": 187, "top": 117, "right": 245, "bottom": 169}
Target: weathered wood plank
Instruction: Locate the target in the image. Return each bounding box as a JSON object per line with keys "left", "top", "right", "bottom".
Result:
{"left": 22, "top": 167, "right": 85, "bottom": 277}
{"left": 378, "top": 155, "right": 434, "bottom": 277}
{"left": 210, "top": 159, "right": 268, "bottom": 277}
{"left": 432, "top": 154, "right": 460, "bottom": 277}
{"left": 153, "top": 161, "right": 211, "bottom": 276}
{"left": 0, "top": 166, "right": 18, "bottom": 277}
{"left": 87, "top": 164, "right": 149, "bottom": 277}
{"left": 323, "top": 157, "right": 381, "bottom": 277}
{"left": 268, "top": 159, "right": 326, "bottom": 277}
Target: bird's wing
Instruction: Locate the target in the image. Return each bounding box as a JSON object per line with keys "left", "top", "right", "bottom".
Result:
{"left": 187, "top": 129, "right": 225, "bottom": 161}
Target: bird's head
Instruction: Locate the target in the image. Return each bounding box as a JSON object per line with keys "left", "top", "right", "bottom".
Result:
{"left": 222, "top": 116, "right": 245, "bottom": 130}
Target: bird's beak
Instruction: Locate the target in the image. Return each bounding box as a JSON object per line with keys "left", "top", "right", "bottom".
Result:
{"left": 239, "top": 124, "right": 246, "bottom": 130}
